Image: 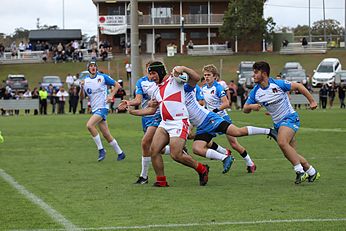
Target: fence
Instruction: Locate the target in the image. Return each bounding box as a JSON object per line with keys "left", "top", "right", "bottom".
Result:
{"left": 0, "top": 49, "right": 113, "bottom": 64}
{"left": 187, "top": 44, "right": 233, "bottom": 56}
{"left": 0, "top": 99, "right": 39, "bottom": 110}
{"left": 0, "top": 51, "right": 44, "bottom": 64}
{"left": 289, "top": 94, "right": 319, "bottom": 105}
{"left": 280, "top": 42, "right": 327, "bottom": 55}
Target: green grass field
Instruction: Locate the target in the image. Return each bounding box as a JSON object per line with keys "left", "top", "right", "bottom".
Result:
{"left": 1, "top": 109, "right": 346, "bottom": 230}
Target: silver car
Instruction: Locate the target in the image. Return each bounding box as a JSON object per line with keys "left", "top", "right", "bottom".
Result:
{"left": 41, "top": 76, "right": 63, "bottom": 90}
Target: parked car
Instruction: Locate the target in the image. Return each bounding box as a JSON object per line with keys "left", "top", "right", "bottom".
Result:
{"left": 335, "top": 70, "right": 346, "bottom": 87}
{"left": 312, "top": 58, "right": 342, "bottom": 87}
{"left": 5, "top": 74, "right": 28, "bottom": 92}
{"left": 280, "top": 62, "right": 303, "bottom": 78}
{"left": 237, "top": 61, "right": 255, "bottom": 85}
{"left": 282, "top": 69, "right": 308, "bottom": 84}
{"left": 41, "top": 76, "right": 63, "bottom": 90}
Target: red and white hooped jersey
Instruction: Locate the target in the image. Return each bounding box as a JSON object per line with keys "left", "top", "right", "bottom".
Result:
{"left": 152, "top": 76, "right": 189, "bottom": 121}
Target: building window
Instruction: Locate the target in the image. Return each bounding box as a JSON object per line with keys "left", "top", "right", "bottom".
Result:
{"left": 161, "top": 32, "right": 177, "bottom": 39}
{"left": 190, "top": 32, "right": 208, "bottom": 39}
{"left": 151, "top": 7, "right": 172, "bottom": 18}
{"left": 108, "top": 6, "right": 125, "bottom": 15}
{"left": 189, "top": 5, "right": 208, "bottom": 14}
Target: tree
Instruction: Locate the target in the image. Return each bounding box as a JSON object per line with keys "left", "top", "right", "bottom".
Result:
{"left": 311, "top": 19, "right": 344, "bottom": 36}
{"left": 293, "top": 25, "right": 310, "bottom": 36}
{"left": 220, "top": 0, "right": 275, "bottom": 43}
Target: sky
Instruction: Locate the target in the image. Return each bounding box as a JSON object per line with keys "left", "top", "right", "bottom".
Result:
{"left": 0, "top": 0, "right": 345, "bottom": 36}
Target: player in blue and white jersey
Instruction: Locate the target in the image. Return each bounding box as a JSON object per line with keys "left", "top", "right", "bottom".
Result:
{"left": 186, "top": 84, "right": 276, "bottom": 174}
{"left": 80, "top": 60, "right": 125, "bottom": 162}
{"left": 118, "top": 61, "right": 169, "bottom": 184}
{"left": 244, "top": 61, "right": 320, "bottom": 184}
{"left": 201, "top": 64, "right": 258, "bottom": 173}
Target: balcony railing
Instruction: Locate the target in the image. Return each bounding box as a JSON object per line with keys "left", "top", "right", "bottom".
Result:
{"left": 123, "top": 14, "right": 223, "bottom": 25}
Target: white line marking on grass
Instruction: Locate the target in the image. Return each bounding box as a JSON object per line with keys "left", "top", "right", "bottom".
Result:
{"left": 10, "top": 218, "right": 346, "bottom": 231}
{"left": 0, "top": 169, "right": 79, "bottom": 231}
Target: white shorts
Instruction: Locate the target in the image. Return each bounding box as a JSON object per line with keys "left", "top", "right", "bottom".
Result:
{"left": 159, "top": 118, "right": 190, "bottom": 140}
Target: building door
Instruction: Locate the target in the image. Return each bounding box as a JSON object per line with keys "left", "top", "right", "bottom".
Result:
{"left": 146, "top": 34, "right": 154, "bottom": 53}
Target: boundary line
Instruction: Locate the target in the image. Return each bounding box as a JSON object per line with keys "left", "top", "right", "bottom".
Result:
{"left": 10, "top": 218, "right": 346, "bottom": 231}
{"left": 0, "top": 169, "right": 79, "bottom": 231}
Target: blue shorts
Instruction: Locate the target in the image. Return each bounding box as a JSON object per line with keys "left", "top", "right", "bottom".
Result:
{"left": 196, "top": 112, "right": 225, "bottom": 135}
{"left": 142, "top": 114, "right": 161, "bottom": 133}
{"left": 92, "top": 108, "right": 109, "bottom": 121}
{"left": 274, "top": 112, "right": 300, "bottom": 133}
{"left": 222, "top": 114, "right": 232, "bottom": 124}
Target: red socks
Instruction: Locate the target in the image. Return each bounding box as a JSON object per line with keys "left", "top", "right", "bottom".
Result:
{"left": 196, "top": 162, "right": 206, "bottom": 174}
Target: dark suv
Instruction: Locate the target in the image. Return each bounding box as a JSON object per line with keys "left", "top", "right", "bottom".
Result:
{"left": 6, "top": 74, "right": 28, "bottom": 92}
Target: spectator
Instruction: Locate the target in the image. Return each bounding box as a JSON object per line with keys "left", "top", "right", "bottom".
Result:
{"left": 125, "top": 60, "right": 132, "bottom": 80}
{"left": 69, "top": 86, "right": 79, "bottom": 114}
{"left": 10, "top": 42, "right": 17, "bottom": 58}
{"left": 302, "top": 37, "right": 308, "bottom": 47}
{"left": 39, "top": 87, "right": 48, "bottom": 115}
{"left": 23, "top": 88, "right": 32, "bottom": 115}
{"left": 337, "top": 84, "right": 345, "bottom": 108}
{"left": 65, "top": 73, "right": 74, "bottom": 90}
{"left": 228, "top": 80, "right": 238, "bottom": 110}
{"left": 187, "top": 40, "right": 194, "bottom": 49}
{"left": 0, "top": 43, "right": 5, "bottom": 58}
{"left": 236, "top": 83, "right": 247, "bottom": 109}
{"left": 56, "top": 87, "right": 69, "bottom": 114}
{"left": 50, "top": 88, "right": 58, "bottom": 114}
{"left": 319, "top": 84, "right": 328, "bottom": 109}
{"left": 18, "top": 41, "right": 26, "bottom": 52}
{"left": 100, "top": 47, "right": 108, "bottom": 61}
{"left": 328, "top": 82, "right": 336, "bottom": 108}
{"left": 32, "top": 88, "right": 39, "bottom": 115}
{"left": 282, "top": 39, "right": 289, "bottom": 47}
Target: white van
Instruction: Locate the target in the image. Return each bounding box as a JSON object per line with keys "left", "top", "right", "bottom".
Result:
{"left": 312, "top": 58, "right": 341, "bottom": 87}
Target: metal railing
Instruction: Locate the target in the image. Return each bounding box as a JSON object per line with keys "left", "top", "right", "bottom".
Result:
{"left": 126, "top": 14, "right": 223, "bottom": 25}
{"left": 0, "top": 51, "right": 44, "bottom": 64}
{"left": 280, "top": 42, "right": 328, "bottom": 54}
{"left": 187, "top": 44, "right": 233, "bottom": 56}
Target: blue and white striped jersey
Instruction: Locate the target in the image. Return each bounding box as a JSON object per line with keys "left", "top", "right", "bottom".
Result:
{"left": 185, "top": 84, "right": 209, "bottom": 127}
{"left": 135, "top": 75, "right": 160, "bottom": 117}
{"left": 201, "top": 80, "right": 228, "bottom": 117}
{"left": 246, "top": 78, "right": 295, "bottom": 124}
{"left": 84, "top": 72, "right": 116, "bottom": 112}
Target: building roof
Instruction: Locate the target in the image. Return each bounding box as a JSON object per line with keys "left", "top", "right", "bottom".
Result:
{"left": 29, "top": 29, "right": 82, "bottom": 40}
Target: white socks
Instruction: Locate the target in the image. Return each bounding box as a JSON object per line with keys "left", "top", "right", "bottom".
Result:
{"left": 109, "top": 139, "right": 123, "bottom": 154}
{"left": 243, "top": 155, "right": 254, "bottom": 166}
{"left": 141, "top": 156, "right": 151, "bottom": 178}
{"left": 206, "top": 149, "right": 227, "bottom": 161}
{"left": 306, "top": 166, "right": 317, "bottom": 176}
{"left": 247, "top": 126, "right": 270, "bottom": 135}
{"left": 92, "top": 134, "right": 103, "bottom": 150}
{"left": 216, "top": 145, "right": 227, "bottom": 155}
{"left": 294, "top": 164, "right": 304, "bottom": 173}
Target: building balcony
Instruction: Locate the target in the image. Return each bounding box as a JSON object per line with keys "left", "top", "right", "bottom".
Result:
{"left": 99, "top": 14, "right": 224, "bottom": 27}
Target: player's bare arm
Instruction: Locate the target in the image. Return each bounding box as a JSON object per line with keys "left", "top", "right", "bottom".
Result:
{"left": 290, "top": 82, "right": 317, "bottom": 110}
{"left": 219, "top": 95, "right": 230, "bottom": 110}
{"left": 243, "top": 103, "right": 262, "bottom": 113}
{"left": 173, "top": 66, "right": 200, "bottom": 87}
{"left": 118, "top": 94, "right": 142, "bottom": 111}
{"left": 106, "top": 82, "right": 120, "bottom": 103}
{"left": 128, "top": 106, "right": 157, "bottom": 116}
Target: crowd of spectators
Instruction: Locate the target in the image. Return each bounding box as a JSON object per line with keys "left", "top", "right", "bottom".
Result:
{"left": 0, "top": 39, "right": 113, "bottom": 63}
{"left": 0, "top": 72, "right": 127, "bottom": 116}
